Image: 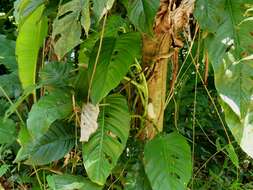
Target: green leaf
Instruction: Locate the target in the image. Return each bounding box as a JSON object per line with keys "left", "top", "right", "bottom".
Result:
{"left": 195, "top": 0, "right": 253, "bottom": 157}
{"left": 83, "top": 95, "right": 131, "bottom": 185}
{"left": 15, "top": 125, "right": 33, "bottom": 162}
{"left": 0, "top": 72, "right": 22, "bottom": 98}
{"left": 194, "top": 0, "right": 225, "bottom": 33}
{"left": 27, "top": 90, "right": 72, "bottom": 139}
{"left": 78, "top": 15, "right": 127, "bottom": 65}
{"left": 0, "top": 34, "right": 17, "bottom": 71}
{"left": 0, "top": 164, "right": 9, "bottom": 177}
{"left": 14, "top": 0, "right": 45, "bottom": 25}
{"left": 16, "top": 4, "right": 48, "bottom": 89}
{"left": 25, "top": 122, "right": 75, "bottom": 165}
{"left": 0, "top": 117, "right": 16, "bottom": 144}
{"left": 144, "top": 132, "right": 192, "bottom": 190}
{"left": 81, "top": 0, "right": 90, "bottom": 36}
{"left": 93, "top": 0, "right": 115, "bottom": 21}
{"left": 39, "top": 62, "right": 73, "bottom": 88}
{"left": 125, "top": 163, "right": 152, "bottom": 190}
{"left": 225, "top": 144, "right": 239, "bottom": 168}
{"left": 15, "top": 123, "right": 75, "bottom": 165}
{"left": 125, "top": 0, "right": 159, "bottom": 34}
{"left": 0, "top": 35, "right": 21, "bottom": 98}
{"left": 89, "top": 32, "right": 141, "bottom": 104}
{"left": 47, "top": 174, "right": 102, "bottom": 190}
{"left": 52, "top": 0, "right": 91, "bottom": 59}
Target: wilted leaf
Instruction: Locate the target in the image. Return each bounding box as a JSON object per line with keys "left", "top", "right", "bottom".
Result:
{"left": 80, "top": 103, "right": 99, "bottom": 142}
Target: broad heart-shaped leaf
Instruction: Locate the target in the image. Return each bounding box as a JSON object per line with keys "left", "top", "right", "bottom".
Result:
{"left": 47, "top": 174, "right": 102, "bottom": 190}
{"left": 144, "top": 133, "right": 192, "bottom": 190}
{"left": 0, "top": 117, "right": 17, "bottom": 144}
{"left": 27, "top": 90, "right": 72, "bottom": 139}
{"left": 125, "top": 0, "right": 159, "bottom": 34}
{"left": 52, "top": 0, "right": 90, "bottom": 59}
{"left": 93, "top": 0, "right": 115, "bottom": 21}
{"left": 195, "top": 0, "right": 253, "bottom": 157}
{"left": 88, "top": 32, "right": 141, "bottom": 104}
{"left": 16, "top": 4, "right": 48, "bottom": 89}
{"left": 15, "top": 122, "right": 75, "bottom": 165}
{"left": 82, "top": 95, "right": 130, "bottom": 185}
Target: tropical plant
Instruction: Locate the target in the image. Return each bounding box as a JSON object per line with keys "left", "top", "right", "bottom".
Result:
{"left": 0, "top": 0, "right": 253, "bottom": 189}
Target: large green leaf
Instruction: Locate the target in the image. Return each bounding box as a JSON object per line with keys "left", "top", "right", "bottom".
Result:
{"left": 125, "top": 0, "right": 159, "bottom": 34}
{"left": 52, "top": 0, "right": 90, "bottom": 59}
{"left": 93, "top": 0, "right": 115, "bottom": 21}
{"left": 194, "top": 0, "right": 225, "bottom": 33}
{"left": 88, "top": 32, "right": 141, "bottom": 104}
{"left": 78, "top": 15, "right": 128, "bottom": 65}
{"left": 27, "top": 90, "right": 72, "bottom": 139}
{"left": 82, "top": 95, "right": 130, "bottom": 185}
{"left": 16, "top": 4, "right": 48, "bottom": 89}
{"left": 195, "top": 0, "right": 253, "bottom": 157}
{"left": 0, "top": 117, "right": 16, "bottom": 144}
{"left": 15, "top": 122, "right": 75, "bottom": 165}
{"left": 14, "top": 0, "right": 45, "bottom": 25}
{"left": 144, "top": 133, "right": 192, "bottom": 190}
{"left": 47, "top": 174, "right": 102, "bottom": 190}
{"left": 39, "top": 62, "right": 73, "bottom": 88}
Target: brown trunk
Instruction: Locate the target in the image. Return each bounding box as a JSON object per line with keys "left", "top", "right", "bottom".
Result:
{"left": 141, "top": 34, "right": 172, "bottom": 139}
{"left": 141, "top": 0, "right": 195, "bottom": 139}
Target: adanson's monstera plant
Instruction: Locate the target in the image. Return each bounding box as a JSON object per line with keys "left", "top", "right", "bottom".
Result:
{"left": 0, "top": 0, "right": 253, "bottom": 189}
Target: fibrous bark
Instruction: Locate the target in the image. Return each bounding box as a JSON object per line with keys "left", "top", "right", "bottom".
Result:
{"left": 141, "top": 0, "right": 195, "bottom": 139}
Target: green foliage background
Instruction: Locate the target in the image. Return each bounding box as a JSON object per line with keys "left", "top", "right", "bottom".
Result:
{"left": 0, "top": 0, "right": 253, "bottom": 190}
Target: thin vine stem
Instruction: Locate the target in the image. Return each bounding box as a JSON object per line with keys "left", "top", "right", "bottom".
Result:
{"left": 0, "top": 86, "right": 24, "bottom": 125}
{"left": 188, "top": 51, "right": 232, "bottom": 145}
{"left": 191, "top": 71, "right": 198, "bottom": 189}
{"left": 87, "top": 13, "right": 108, "bottom": 103}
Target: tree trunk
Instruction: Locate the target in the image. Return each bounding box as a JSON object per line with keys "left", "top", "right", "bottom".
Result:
{"left": 141, "top": 0, "right": 195, "bottom": 139}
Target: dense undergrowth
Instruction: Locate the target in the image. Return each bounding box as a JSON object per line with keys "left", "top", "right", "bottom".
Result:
{"left": 0, "top": 0, "right": 253, "bottom": 190}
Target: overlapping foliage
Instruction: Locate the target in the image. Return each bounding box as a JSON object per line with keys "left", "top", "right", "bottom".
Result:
{"left": 0, "top": 0, "right": 253, "bottom": 189}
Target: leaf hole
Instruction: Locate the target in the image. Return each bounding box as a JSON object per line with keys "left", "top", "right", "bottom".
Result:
{"left": 105, "top": 153, "right": 113, "bottom": 164}
{"left": 113, "top": 51, "right": 118, "bottom": 56}
{"left": 0, "top": 64, "right": 10, "bottom": 75}
{"left": 170, "top": 172, "right": 181, "bottom": 180}
{"left": 171, "top": 154, "right": 179, "bottom": 160}
{"left": 58, "top": 11, "right": 73, "bottom": 19}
